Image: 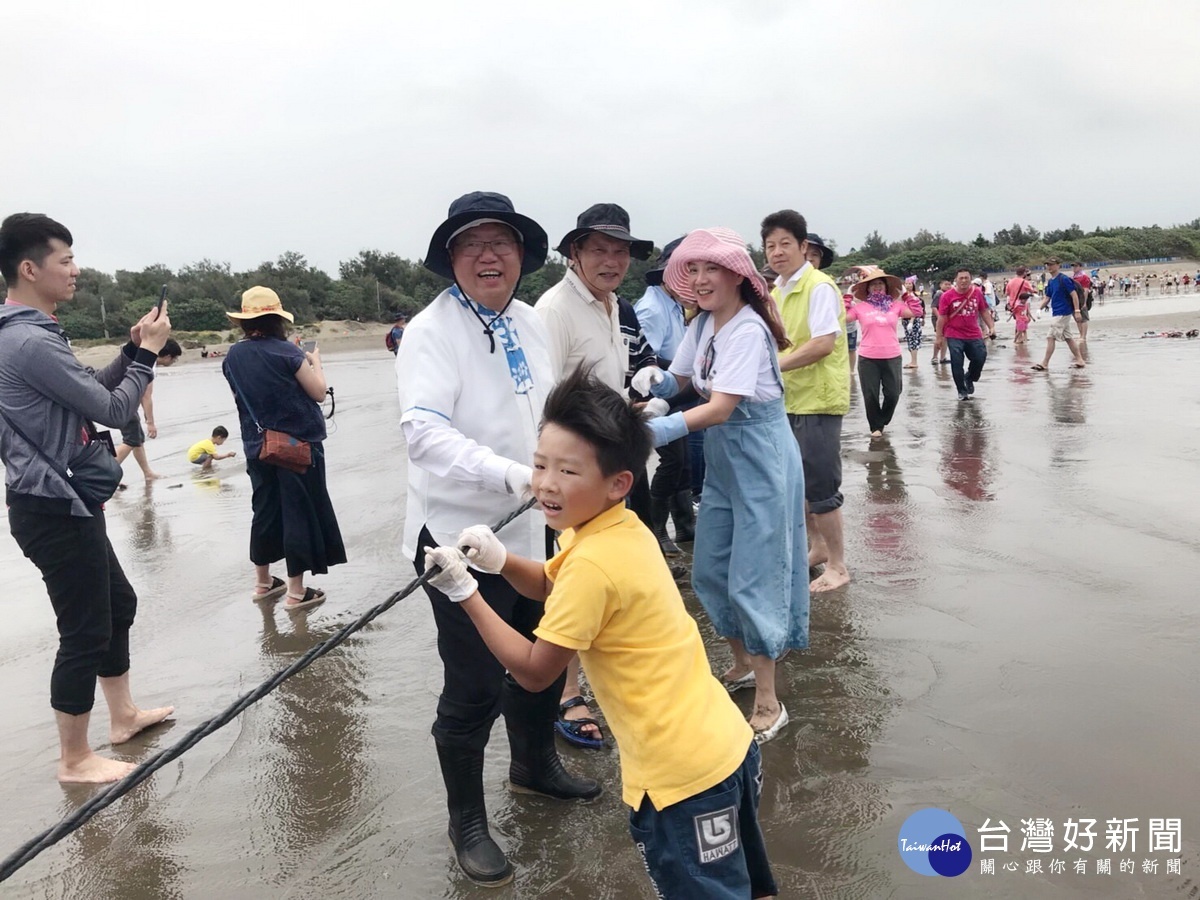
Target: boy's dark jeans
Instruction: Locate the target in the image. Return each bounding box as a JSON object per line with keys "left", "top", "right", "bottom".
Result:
{"left": 9, "top": 505, "right": 137, "bottom": 715}
{"left": 629, "top": 741, "right": 777, "bottom": 899}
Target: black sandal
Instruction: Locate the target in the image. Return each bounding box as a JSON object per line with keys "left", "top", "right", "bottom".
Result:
{"left": 554, "top": 696, "right": 605, "bottom": 750}
{"left": 284, "top": 587, "right": 326, "bottom": 611}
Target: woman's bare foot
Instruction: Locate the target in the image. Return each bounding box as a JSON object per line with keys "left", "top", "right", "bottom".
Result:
{"left": 110, "top": 705, "right": 175, "bottom": 744}
{"left": 810, "top": 564, "right": 850, "bottom": 593}
{"left": 748, "top": 701, "right": 782, "bottom": 733}
{"left": 59, "top": 752, "right": 137, "bottom": 784}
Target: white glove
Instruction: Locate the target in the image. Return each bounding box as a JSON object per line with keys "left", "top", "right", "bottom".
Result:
{"left": 458, "top": 525, "right": 507, "bottom": 574}
{"left": 423, "top": 546, "right": 479, "bottom": 602}
{"left": 505, "top": 462, "right": 535, "bottom": 503}
{"left": 641, "top": 398, "right": 670, "bottom": 420}
{"left": 631, "top": 366, "right": 666, "bottom": 397}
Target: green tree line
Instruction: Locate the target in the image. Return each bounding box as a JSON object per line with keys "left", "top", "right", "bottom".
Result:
{"left": 61, "top": 247, "right": 662, "bottom": 340}
{"left": 833, "top": 219, "right": 1200, "bottom": 284}
{"left": 58, "top": 218, "right": 1198, "bottom": 339}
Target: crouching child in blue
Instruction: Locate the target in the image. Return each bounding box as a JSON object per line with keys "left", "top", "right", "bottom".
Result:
{"left": 424, "top": 368, "right": 778, "bottom": 899}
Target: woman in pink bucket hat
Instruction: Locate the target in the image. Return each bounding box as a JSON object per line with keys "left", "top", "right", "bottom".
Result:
{"left": 630, "top": 228, "right": 808, "bottom": 744}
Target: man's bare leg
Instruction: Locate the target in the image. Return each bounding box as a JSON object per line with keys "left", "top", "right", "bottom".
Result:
{"left": 115, "top": 443, "right": 133, "bottom": 464}
{"left": 810, "top": 509, "right": 849, "bottom": 592}
{"left": 1064, "top": 337, "right": 1086, "bottom": 367}
{"left": 56, "top": 710, "right": 136, "bottom": 784}
{"left": 131, "top": 446, "right": 161, "bottom": 480}
{"left": 1038, "top": 336, "right": 1056, "bottom": 369}
{"left": 560, "top": 655, "right": 599, "bottom": 740}
{"left": 807, "top": 507, "right": 828, "bottom": 569}
{"left": 100, "top": 672, "right": 174, "bottom": 745}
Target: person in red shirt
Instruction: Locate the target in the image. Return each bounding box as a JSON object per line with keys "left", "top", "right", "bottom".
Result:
{"left": 1071, "top": 263, "right": 1094, "bottom": 342}
{"left": 934, "top": 268, "right": 995, "bottom": 401}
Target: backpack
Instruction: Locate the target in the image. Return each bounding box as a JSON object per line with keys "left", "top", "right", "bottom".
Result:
{"left": 385, "top": 330, "right": 398, "bottom": 352}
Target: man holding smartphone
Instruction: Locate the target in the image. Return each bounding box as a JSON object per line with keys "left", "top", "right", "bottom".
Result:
{"left": 0, "top": 213, "right": 175, "bottom": 783}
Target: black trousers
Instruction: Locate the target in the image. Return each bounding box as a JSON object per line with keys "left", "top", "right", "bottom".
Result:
{"left": 9, "top": 506, "right": 137, "bottom": 715}
{"left": 857, "top": 355, "right": 904, "bottom": 433}
{"left": 414, "top": 525, "right": 566, "bottom": 752}
{"left": 649, "top": 435, "right": 690, "bottom": 501}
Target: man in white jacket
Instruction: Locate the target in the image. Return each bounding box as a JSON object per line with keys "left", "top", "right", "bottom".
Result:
{"left": 396, "top": 192, "right": 599, "bottom": 889}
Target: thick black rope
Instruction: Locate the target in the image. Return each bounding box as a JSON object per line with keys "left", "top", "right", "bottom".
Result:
{"left": 0, "top": 498, "right": 536, "bottom": 883}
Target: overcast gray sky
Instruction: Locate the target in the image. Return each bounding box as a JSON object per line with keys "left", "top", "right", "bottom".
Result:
{"left": 5, "top": 0, "right": 1197, "bottom": 276}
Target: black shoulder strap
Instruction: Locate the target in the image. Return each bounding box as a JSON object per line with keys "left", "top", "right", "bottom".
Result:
{"left": 222, "top": 355, "right": 263, "bottom": 433}
{"left": 0, "top": 406, "right": 76, "bottom": 483}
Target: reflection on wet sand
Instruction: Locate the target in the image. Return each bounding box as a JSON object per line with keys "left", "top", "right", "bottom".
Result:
{"left": 940, "top": 403, "right": 994, "bottom": 502}
{"left": 56, "top": 781, "right": 184, "bottom": 900}
{"left": 763, "top": 583, "right": 894, "bottom": 895}
{"left": 250, "top": 606, "right": 370, "bottom": 885}
{"left": 131, "top": 483, "right": 172, "bottom": 554}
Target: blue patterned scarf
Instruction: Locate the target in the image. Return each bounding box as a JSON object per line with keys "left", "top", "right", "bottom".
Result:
{"left": 450, "top": 286, "right": 534, "bottom": 395}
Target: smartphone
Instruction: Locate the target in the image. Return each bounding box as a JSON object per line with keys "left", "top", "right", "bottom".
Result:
{"left": 155, "top": 284, "right": 168, "bottom": 314}
{"left": 301, "top": 340, "right": 317, "bottom": 353}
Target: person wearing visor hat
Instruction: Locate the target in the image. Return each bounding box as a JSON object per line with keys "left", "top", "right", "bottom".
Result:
{"left": 536, "top": 203, "right": 654, "bottom": 751}
{"left": 396, "top": 192, "right": 600, "bottom": 888}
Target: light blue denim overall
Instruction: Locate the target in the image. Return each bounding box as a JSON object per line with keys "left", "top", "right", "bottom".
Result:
{"left": 692, "top": 316, "right": 810, "bottom": 658}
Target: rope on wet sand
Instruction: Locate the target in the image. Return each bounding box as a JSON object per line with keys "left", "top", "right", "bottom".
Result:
{"left": 0, "top": 498, "right": 536, "bottom": 883}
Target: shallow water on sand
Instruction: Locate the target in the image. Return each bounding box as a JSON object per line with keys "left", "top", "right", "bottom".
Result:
{"left": 2, "top": 323, "right": 1197, "bottom": 898}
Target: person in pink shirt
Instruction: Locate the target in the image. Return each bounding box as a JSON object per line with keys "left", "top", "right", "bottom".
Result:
{"left": 934, "top": 268, "right": 995, "bottom": 401}
{"left": 845, "top": 266, "right": 916, "bottom": 437}
{"left": 1005, "top": 266, "right": 1037, "bottom": 345}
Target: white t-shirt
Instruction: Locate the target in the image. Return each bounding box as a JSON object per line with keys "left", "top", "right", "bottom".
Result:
{"left": 669, "top": 305, "right": 781, "bottom": 402}
{"left": 776, "top": 262, "right": 843, "bottom": 337}
{"left": 535, "top": 268, "right": 627, "bottom": 392}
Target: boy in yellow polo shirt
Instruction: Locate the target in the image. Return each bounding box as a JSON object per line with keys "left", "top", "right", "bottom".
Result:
{"left": 424, "top": 368, "right": 777, "bottom": 899}
{"left": 186, "top": 425, "right": 236, "bottom": 472}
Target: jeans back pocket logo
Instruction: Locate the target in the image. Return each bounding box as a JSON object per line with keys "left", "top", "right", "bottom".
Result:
{"left": 694, "top": 806, "right": 740, "bottom": 863}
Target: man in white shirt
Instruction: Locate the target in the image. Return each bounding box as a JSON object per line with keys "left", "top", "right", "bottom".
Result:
{"left": 396, "top": 192, "right": 600, "bottom": 888}
{"left": 535, "top": 203, "right": 653, "bottom": 748}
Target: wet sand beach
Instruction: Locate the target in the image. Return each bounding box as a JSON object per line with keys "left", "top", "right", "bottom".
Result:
{"left": 2, "top": 302, "right": 1198, "bottom": 898}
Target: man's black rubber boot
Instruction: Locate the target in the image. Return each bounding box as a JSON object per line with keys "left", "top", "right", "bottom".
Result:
{"left": 436, "top": 743, "right": 513, "bottom": 887}
{"left": 651, "top": 496, "right": 681, "bottom": 556}
{"left": 502, "top": 675, "right": 602, "bottom": 801}
{"left": 670, "top": 489, "right": 696, "bottom": 543}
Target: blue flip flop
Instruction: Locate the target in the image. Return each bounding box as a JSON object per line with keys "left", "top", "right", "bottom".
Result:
{"left": 555, "top": 696, "right": 605, "bottom": 750}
